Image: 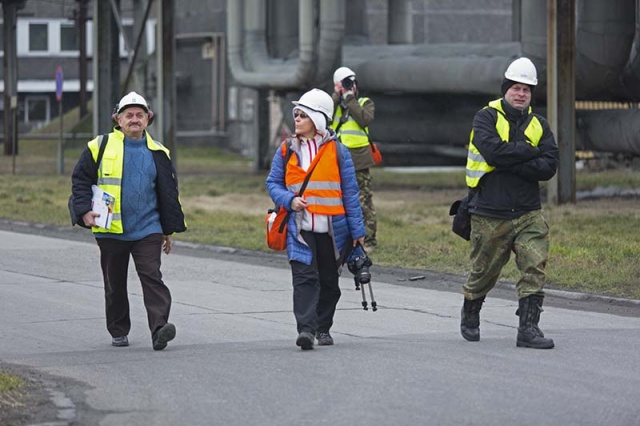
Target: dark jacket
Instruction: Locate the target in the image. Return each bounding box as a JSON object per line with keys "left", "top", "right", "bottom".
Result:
{"left": 469, "top": 99, "right": 559, "bottom": 219}
{"left": 70, "top": 131, "right": 187, "bottom": 235}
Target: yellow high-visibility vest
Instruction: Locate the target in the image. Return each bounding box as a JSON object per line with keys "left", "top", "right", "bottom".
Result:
{"left": 466, "top": 99, "right": 543, "bottom": 188}
{"left": 331, "top": 97, "right": 370, "bottom": 149}
{"left": 88, "top": 129, "right": 170, "bottom": 234}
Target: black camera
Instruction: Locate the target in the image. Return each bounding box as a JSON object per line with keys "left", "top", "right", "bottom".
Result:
{"left": 348, "top": 253, "right": 372, "bottom": 285}
{"left": 341, "top": 77, "right": 354, "bottom": 90}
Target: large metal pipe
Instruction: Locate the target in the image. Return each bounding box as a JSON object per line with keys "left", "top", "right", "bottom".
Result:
{"left": 388, "top": 0, "right": 412, "bottom": 44}
{"left": 575, "top": 0, "right": 635, "bottom": 100}
{"left": 231, "top": 0, "right": 640, "bottom": 163}
{"left": 242, "top": 0, "right": 314, "bottom": 84}
{"left": 227, "top": 0, "right": 344, "bottom": 89}
{"left": 343, "top": 42, "right": 520, "bottom": 95}
{"left": 620, "top": 0, "right": 640, "bottom": 98}
{"left": 315, "top": 0, "right": 346, "bottom": 86}
{"left": 577, "top": 109, "right": 640, "bottom": 155}
{"left": 228, "top": 0, "right": 287, "bottom": 87}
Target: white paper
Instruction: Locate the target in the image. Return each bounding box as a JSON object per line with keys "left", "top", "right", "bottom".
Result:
{"left": 91, "top": 185, "right": 115, "bottom": 229}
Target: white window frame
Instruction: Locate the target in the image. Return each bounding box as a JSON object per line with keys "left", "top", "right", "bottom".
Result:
{"left": 26, "top": 21, "right": 51, "bottom": 53}
{"left": 60, "top": 21, "right": 79, "bottom": 52}
{"left": 118, "top": 19, "right": 157, "bottom": 57}
{"left": 24, "top": 95, "right": 51, "bottom": 124}
{"left": 15, "top": 18, "right": 156, "bottom": 58}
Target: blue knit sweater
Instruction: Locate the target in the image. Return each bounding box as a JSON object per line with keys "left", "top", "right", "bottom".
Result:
{"left": 98, "top": 136, "right": 163, "bottom": 240}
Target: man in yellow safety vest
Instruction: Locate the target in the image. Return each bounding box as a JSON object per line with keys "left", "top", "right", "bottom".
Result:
{"left": 460, "top": 57, "right": 559, "bottom": 349}
{"left": 70, "top": 91, "right": 186, "bottom": 351}
{"left": 330, "top": 66, "right": 378, "bottom": 251}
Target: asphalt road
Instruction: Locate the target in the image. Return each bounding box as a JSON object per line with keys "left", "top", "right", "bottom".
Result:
{"left": 1, "top": 223, "right": 639, "bottom": 426}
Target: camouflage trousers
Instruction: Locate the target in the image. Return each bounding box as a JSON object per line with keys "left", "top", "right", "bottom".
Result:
{"left": 463, "top": 210, "right": 549, "bottom": 300}
{"left": 356, "top": 169, "right": 377, "bottom": 246}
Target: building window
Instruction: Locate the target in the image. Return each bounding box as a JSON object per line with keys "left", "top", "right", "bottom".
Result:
{"left": 119, "top": 24, "right": 136, "bottom": 56}
{"left": 60, "top": 23, "right": 78, "bottom": 51}
{"left": 124, "top": 24, "right": 134, "bottom": 48}
{"left": 29, "top": 23, "right": 48, "bottom": 51}
{"left": 25, "top": 96, "right": 50, "bottom": 123}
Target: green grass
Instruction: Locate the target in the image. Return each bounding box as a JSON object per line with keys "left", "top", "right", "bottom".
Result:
{"left": 0, "top": 370, "right": 25, "bottom": 420}
{"left": 0, "top": 144, "right": 639, "bottom": 299}
{"left": 0, "top": 372, "right": 22, "bottom": 393}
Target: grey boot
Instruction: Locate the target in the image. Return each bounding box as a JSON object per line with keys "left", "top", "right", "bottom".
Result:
{"left": 460, "top": 296, "right": 485, "bottom": 342}
{"left": 516, "top": 295, "right": 555, "bottom": 349}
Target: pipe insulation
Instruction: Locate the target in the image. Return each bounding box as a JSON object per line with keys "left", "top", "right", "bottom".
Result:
{"left": 226, "top": 0, "right": 345, "bottom": 89}
{"left": 575, "top": 0, "right": 636, "bottom": 99}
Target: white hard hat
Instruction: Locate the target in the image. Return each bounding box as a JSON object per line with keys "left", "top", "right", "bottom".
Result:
{"left": 333, "top": 66, "right": 356, "bottom": 84}
{"left": 292, "top": 88, "right": 334, "bottom": 120}
{"left": 116, "top": 91, "right": 149, "bottom": 113}
{"left": 504, "top": 57, "right": 538, "bottom": 86}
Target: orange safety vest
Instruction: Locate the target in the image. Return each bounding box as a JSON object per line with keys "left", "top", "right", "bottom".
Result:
{"left": 283, "top": 141, "right": 346, "bottom": 216}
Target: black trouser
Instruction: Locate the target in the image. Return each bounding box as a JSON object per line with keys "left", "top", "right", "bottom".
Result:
{"left": 96, "top": 233, "right": 171, "bottom": 337}
{"left": 290, "top": 231, "right": 341, "bottom": 334}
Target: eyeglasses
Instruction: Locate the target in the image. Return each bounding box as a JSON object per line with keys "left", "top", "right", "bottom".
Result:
{"left": 294, "top": 112, "right": 309, "bottom": 119}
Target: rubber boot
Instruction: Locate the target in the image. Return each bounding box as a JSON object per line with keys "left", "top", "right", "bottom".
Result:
{"left": 460, "top": 296, "right": 485, "bottom": 342}
{"left": 516, "top": 295, "right": 555, "bottom": 349}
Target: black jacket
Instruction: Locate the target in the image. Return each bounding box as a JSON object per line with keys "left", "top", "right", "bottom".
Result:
{"left": 70, "top": 134, "right": 187, "bottom": 235}
{"left": 469, "top": 99, "right": 559, "bottom": 219}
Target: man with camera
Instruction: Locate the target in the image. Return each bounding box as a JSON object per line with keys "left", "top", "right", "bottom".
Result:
{"left": 331, "top": 66, "right": 378, "bottom": 251}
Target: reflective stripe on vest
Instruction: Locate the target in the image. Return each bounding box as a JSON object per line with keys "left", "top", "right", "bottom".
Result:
{"left": 465, "top": 99, "right": 543, "bottom": 188}
{"left": 330, "top": 97, "right": 370, "bottom": 149}
{"left": 284, "top": 140, "right": 346, "bottom": 215}
{"left": 88, "top": 129, "right": 170, "bottom": 234}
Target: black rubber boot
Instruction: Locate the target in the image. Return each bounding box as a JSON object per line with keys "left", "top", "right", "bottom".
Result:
{"left": 516, "top": 295, "right": 555, "bottom": 349}
{"left": 460, "top": 296, "right": 485, "bottom": 342}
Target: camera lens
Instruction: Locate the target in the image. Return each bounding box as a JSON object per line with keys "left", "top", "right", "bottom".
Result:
{"left": 342, "top": 78, "right": 353, "bottom": 90}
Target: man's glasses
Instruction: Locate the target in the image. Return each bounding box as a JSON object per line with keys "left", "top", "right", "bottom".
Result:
{"left": 294, "top": 111, "right": 309, "bottom": 119}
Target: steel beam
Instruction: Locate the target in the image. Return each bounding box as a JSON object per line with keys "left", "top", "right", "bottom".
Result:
{"left": 556, "top": 0, "right": 577, "bottom": 204}
{"left": 3, "top": 0, "right": 20, "bottom": 156}
{"left": 157, "top": 0, "right": 177, "bottom": 157}
{"left": 93, "top": 0, "right": 121, "bottom": 134}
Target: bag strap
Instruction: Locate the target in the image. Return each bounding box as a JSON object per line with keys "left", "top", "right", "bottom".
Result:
{"left": 90, "top": 133, "right": 109, "bottom": 185}
{"left": 297, "top": 158, "right": 319, "bottom": 197}
{"left": 282, "top": 139, "right": 294, "bottom": 165}
{"left": 96, "top": 133, "right": 109, "bottom": 167}
{"left": 276, "top": 142, "right": 325, "bottom": 233}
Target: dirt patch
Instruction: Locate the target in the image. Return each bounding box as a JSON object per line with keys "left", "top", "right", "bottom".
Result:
{"left": 0, "top": 365, "right": 59, "bottom": 426}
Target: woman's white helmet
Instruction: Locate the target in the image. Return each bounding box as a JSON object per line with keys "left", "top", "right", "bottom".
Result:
{"left": 292, "top": 88, "right": 334, "bottom": 120}
{"left": 333, "top": 66, "right": 356, "bottom": 84}
{"left": 504, "top": 57, "right": 538, "bottom": 86}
